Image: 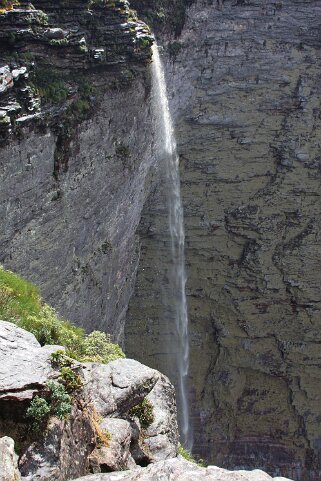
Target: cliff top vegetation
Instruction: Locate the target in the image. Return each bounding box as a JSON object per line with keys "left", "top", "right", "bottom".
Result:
{"left": 0, "top": 265, "right": 125, "bottom": 363}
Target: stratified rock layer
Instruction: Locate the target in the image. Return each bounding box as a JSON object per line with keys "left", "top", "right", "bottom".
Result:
{"left": 126, "top": 1, "right": 321, "bottom": 480}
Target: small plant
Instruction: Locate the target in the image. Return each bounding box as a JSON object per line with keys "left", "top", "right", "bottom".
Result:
{"left": 178, "top": 443, "right": 205, "bottom": 467}
{"left": 60, "top": 367, "right": 83, "bottom": 392}
{"left": 26, "top": 381, "right": 72, "bottom": 431}
{"left": 26, "top": 397, "right": 51, "bottom": 431}
{"left": 45, "top": 380, "right": 72, "bottom": 418}
{"left": 51, "top": 349, "right": 70, "bottom": 367}
{"left": 129, "top": 398, "right": 154, "bottom": 430}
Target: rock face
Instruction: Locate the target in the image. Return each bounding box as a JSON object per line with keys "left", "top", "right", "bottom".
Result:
{"left": 72, "top": 458, "right": 293, "bottom": 481}
{"left": 82, "top": 359, "right": 160, "bottom": 417}
{"left": 0, "top": 321, "right": 60, "bottom": 403}
{"left": 0, "top": 437, "right": 21, "bottom": 481}
{"left": 0, "top": 0, "right": 154, "bottom": 342}
{"left": 126, "top": 1, "right": 321, "bottom": 480}
{"left": 19, "top": 407, "right": 95, "bottom": 481}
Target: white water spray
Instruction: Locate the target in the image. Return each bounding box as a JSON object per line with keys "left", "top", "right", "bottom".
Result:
{"left": 151, "top": 43, "right": 192, "bottom": 449}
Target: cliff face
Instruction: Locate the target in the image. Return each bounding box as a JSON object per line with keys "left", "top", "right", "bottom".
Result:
{"left": 126, "top": 1, "right": 321, "bottom": 480}
{"left": 0, "top": 0, "right": 154, "bottom": 340}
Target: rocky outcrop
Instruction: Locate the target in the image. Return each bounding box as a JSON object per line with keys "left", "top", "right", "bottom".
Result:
{"left": 126, "top": 1, "right": 321, "bottom": 480}
{"left": 82, "top": 359, "right": 159, "bottom": 417}
{"left": 0, "top": 437, "right": 21, "bottom": 481}
{"left": 0, "top": 321, "right": 179, "bottom": 479}
{"left": 19, "top": 407, "right": 95, "bottom": 481}
{"left": 88, "top": 418, "right": 136, "bottom": 472}
{"left": 0, "top": 321, "right": 61, "bottom": 400}
{"left": 143, "top": 373, "right": 178, "bottom": 461}
{"left": 72, "top": 458, "right": 293, "bottom": 481}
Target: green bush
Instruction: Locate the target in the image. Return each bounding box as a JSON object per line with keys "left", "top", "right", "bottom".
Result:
{"left": 26, "top": 397, "right": 51, "bottom": 431}
{"left": 26, "top": 381, "right": 72, "bottom": 431}
{"left": 0, "top": 266, "right": 124, "bottom": 364}
{"left": 80, "top": 330, "right": 125, "bottom": 364}
{"left": 129, "top": 398, "right": 154, "bottom": 430}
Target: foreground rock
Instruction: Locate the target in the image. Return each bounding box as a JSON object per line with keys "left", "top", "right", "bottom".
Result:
{"left": 19, "top": 407, "right": 95, "bottom": 481}
{"left": 139, "top": 373, "right": 178, "bottom": 462}
{"left": 0, "top": 437, "right": 21, "bottom": 481}
{"left": 89, "top": 418, "right": 135, "bottom": 473}
{"left": 82, "top": 359, "right": 160, "bottom": 416}
{"left": 0, "top": 321, "right": 61, "bottom": 402}
{"left": 72, "top": 458, "right": 293, "bottom": 481}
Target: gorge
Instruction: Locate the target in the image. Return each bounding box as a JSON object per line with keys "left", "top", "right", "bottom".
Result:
{"left": 1, "top": 1, "right": 321, "bottom": 481}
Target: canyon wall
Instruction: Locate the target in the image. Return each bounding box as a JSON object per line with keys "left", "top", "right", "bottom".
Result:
{"left": 0, "top": 0, "right": 154, "bottom": 340}
{"left": 126, "top": 1, "right": 321, "bottom": 480}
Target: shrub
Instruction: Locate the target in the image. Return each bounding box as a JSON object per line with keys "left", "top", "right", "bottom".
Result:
{"left": 60, "top": 367, "right": 83, "bottom": 392}
{"left": 79, "top": 330, "right": 125, "bottom": 364}
{"left": 129, "top": 398, "right": 154, "bottom": 430}
{"left": 26, "top": 381, "right": 72, "bottom": 431}
{"left": 26, "top": 397, "right": 51, "bottom": 431}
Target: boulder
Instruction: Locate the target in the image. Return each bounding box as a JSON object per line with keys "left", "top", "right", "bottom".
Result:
{"left": 0, "top": 321, "right": 62, "bottom": 402}
{"left": 19, "top": 406, "right": 95, "bottom": 481}
{"left": 89, "top": 418, "right": 136, "bottom": 473}
{"left": 0, "top": 437, "right": 21, "bottom": 481}
{"left": 143, "top": 373, "right": 178, "bottom": 461}
{"left": 70, "top": 458, "right": 294, "bottom": 480}
{"left": 82, "top": 359, "right": 159, "bottom": 417}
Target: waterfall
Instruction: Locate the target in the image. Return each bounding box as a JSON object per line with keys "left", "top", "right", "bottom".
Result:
{"left": 151, "top": 43, "right": 192, "bottom": 449}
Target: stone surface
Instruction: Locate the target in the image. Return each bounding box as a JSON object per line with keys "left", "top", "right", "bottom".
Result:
{"left": 83, "top": 359, "right": 159, "bottom": 416}
{"left": 0, "top": 71, "right": 154, "bottom": 342}
{"left": 0, "top": 436, "right": 21, "bottom": 481}
{"left": 126, "top": 1, "right": 321, "bottom": 480}
{"left": 19, "top": 406, "right": 95, "bottom": 481}
{"left": 143, "top": 373, "right": 179, "bottom": 461}
{"left": 72, "top": 458, "right": 293, "bottom": 481}
{"left": 89, "top": 418, "right": 136, "bottom": 473}
{"left": 0, "top": 320, "right": 60, "bottom": 401}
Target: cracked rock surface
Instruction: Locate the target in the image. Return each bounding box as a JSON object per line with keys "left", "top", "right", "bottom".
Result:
{"left": 126, "top": 1, "right": 321, "bottom": 480}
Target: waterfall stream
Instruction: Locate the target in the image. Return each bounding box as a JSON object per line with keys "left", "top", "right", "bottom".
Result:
{"left": 151, "top": 44, "right": 192, "bottom": 449}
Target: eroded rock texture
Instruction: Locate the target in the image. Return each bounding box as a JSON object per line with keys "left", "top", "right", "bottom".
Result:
{"left": 0, "top": 1, "right": 154, "bottom": 340}
{"left": 126, "top": 1, "right": 321, "bottom": 480}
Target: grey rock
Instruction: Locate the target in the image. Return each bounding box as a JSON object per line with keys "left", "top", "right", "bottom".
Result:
{"left": 142, "top": 374, "right": 178, "bottom": 461}
{"left": 0, "top": 437, "right": 21, "bottom": 481}
{"left": 71, "top": 458, "right": 294, "bottom": 480}
{"left": 83, "top": 359, "right": 159, "bottom": 417}
{"left": 0, "top": 321, "right": 62, "bottom": 401}
{"left": 19, "top": 406, "right": 95, "bottom": 481}
{"left": 89, "top": 418, "right": 136, "bottom": 473}
{"left": 45, "top": 28, "right": 66, "bottom": 39}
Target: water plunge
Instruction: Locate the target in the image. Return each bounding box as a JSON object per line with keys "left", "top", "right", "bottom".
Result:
{"left": 151, "top": 43, "right": 192, "bottom": 449}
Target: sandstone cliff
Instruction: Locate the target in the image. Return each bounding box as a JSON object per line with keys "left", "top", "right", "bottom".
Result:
{"left": 126, "top": 1, "right": 321, "bottom": 480}
{"left": 0, "top": 0, "right": 153, "bottom": 341}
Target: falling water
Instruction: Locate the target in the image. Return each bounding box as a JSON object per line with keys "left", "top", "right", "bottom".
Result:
{"left": 151, "top": 43, "right": 192, "bottom": 449}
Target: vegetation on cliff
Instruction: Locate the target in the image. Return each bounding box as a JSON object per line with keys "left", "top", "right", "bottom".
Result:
{"left": 0, "top": 265, "right": 125, "bottom": 363}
